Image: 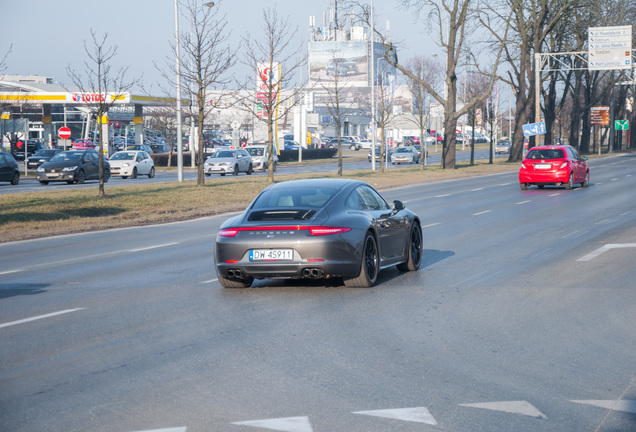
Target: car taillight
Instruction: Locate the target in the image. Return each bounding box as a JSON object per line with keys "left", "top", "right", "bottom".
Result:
{"left": 218, "top": 228, "right": 239, "bottom": 237}
{"left": 217, "top": 226, "right": 351, "bottom": 236}
{"left": 308, "top": 227, "right": 351, "bottom": 236}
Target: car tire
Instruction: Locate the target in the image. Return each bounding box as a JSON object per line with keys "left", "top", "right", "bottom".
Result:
{"left": 397, "top": 223, "right": 423, "bottom": 272}
{"left": 582, "top": 171, "right": 589, "bottom": 188}
{"left": 122, "top": 176, "right": 128, "bottom": 179}
{"left": 10, "top": 172, "right": 19, "bottom": 185}
{"left": 39, "top": 180, "right": 49, "bottom": 185}
{"left": 344, "top": 231, "right": 379, "bottom": 288}
{"left": 220, "top": 173, "right": 226, "bottom": 176}
{"left": 77, "top": 170, "right": 86, "bottom": 184}
{"left": 247, "top": 164, "right": 252, "bottom": 175}
{"left": 233, "top": 165, "right": 238, "bottom": 176}
{"left": 565, "top": 173, "right": 573, "bottom": 190}
{"left": 273, "top": 161, "right": 277, "bottom": 172}
{"left": 218, "top": 273, "right": 254, "bottom": 289}
{"left": 205, "top": 173, "right": 211, "bottom": 177}
{"left": 148, "top": 167, "right": 155, "bottom": 178}
{"left": 131, "top": 167, "right": 137, "bottom": 179}
{"left": 520, "top": 182, "right": 528, "bottom": 190}
{"left": 350, "top": 144, "right": 356, "bottom": 150}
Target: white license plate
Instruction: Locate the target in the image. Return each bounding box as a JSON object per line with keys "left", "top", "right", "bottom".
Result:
{"left": 534, "top": 164, "right": 551, "bottom": 169}
{"left": 249, "top": 249, "right": 293, "bottom": 261}
{"left": 46, "top": 173, "right": 59, "bottom": 177}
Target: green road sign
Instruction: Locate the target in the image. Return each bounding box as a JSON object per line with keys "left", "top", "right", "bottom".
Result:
{"left": 615, "top": 120, "right": 629, "bottom": 130}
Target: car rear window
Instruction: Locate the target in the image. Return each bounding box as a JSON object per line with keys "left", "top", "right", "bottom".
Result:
{"left": 526, "top": 149, "right": 564, "bottom": 160}
{"left": 252, "top": 187, "right": 339, "bottom": 209}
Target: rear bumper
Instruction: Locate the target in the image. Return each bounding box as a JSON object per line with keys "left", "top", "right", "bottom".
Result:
{"left": 519, "top": 169, "right": 569, "bottom": 184}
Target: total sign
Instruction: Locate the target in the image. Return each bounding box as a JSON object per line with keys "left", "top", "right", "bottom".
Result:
{"left": 256, "top": 62, "right": 280, "bottom": 92}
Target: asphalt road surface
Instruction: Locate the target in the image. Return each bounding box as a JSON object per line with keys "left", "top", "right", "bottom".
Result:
{"left": 1, "top": 154, "right": 635, "bottom": 432}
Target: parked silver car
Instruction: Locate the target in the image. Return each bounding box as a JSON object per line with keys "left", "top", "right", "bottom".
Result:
{"left": 245, "top": 145, "right": 277, "bottom": 172}
{"left": 204, "top": 148, "right": 253, "bottom": 176}
{"left": 391, "top": 146, "right": 420, "bottom": 164}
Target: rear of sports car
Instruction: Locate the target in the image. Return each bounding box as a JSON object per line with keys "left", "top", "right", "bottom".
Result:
{"left": 215, "top": 207, "right": 363, "bottom": 283}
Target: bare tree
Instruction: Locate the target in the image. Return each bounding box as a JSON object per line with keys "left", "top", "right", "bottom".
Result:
{"left": 180, "top": 0, "right": 234, "bottom": 186}
{"left": 484, "top": 0, "right": 581, "bottom": 161}
{"left": 372, "top": 71, "right": 397, "bottom": 174}
{"left": 239, "top": 7, "right": 306, "bottom": 183}
{"left": 404, "top": 56, "right": 443, "bottom": 170}
{"left": 354, "top": 0, "right": 510, "bottom": 169}
{"left": 321, "top": 54, "right": 357, "bottom": 176}
{"left": 66, "top": 30, "right": 138, "bottom": 197}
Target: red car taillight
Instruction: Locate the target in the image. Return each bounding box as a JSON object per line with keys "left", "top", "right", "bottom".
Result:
{"left": 217, "top": 226, "right": 351, "bottom": 237}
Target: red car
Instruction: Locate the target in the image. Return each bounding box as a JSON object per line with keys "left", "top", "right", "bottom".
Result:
{"left": 72, "top": 139, "right": 96, "bottom": 149}
{"left": 519, "top": 145, "right": 589, "bottom": 190}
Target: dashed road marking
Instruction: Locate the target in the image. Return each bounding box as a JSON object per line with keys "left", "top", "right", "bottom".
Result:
{"left": 577, "top": 244, "right": 636, "bottom": 262}
{"left": 459, "top": 401, "right": 547, "bottom": 419}
{"left": 571, "top": 400, "right": 636, "bottom": 414}
{"left": 352, "top": 407, "right": 437, "bottom": 425}
{"left": 232, "top": 416, "right": 313, "bottom": 432}
{"left": 473, "top": 210, "right": 492, "bottom": 216}
{"left": 0, "top": 308, "right": 85, "bottom": 329}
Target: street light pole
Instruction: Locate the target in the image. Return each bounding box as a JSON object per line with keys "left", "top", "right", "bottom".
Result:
{"left": 370, "top": 0, "right": 376, "bottom": 171}
{"left": 174, "top": 0, "right": 184, "bottom": 182}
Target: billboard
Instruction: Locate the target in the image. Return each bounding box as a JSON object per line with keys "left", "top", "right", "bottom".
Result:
{"left": 308, "top": 40, "right": 370, "bottom": 87}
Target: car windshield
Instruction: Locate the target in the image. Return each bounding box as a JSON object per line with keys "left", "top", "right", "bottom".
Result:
{"left": 110, "top": 152, "right": 135, "bottom": 160}
{"left": 50, "top": 151, "right": 84, "bottom": 162}
{"left": 395, "top": 147, "right": 411, "bottom": 153}
{"left": 34, "top": 150, "right": 55, "bottom": 156}
{"left": 214, "top": 150, "right": 236, "bottom": 158}
{"left": 526, "top": 149, "right": 564, "bottom": 160}
{"left": 246, "top": 148, "right": 264, "bottom": 156}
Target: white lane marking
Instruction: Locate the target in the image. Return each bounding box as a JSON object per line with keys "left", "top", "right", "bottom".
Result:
{"left": 232, "top": 416, "right": 313, "bottom": 432}
{"left": 129, "top": 428, "right": 187, "bottom": 432}
{"left": 435, "top": 193, "right": 451, "bottom": 198}
{"left": 611, "top": 178, "right": 618, "bottom": 181}
{"left": 500, "top": 182, "right": 512, "bottom": 186}
{"left": 129, "top": 242, "right": 179, "bottom": 252}
{"left": 0, "top": 269, "right": 23, "bottom": 276}
{"left": 200, "top": 278, "right": 218, "bottom": 284}
{"left": 0, "top": 241, "right": 184, "bottom": 274}
{"left": 473, "top": 210, "right": 492, "bottom": 216}
{"left": 577, "top": 244, "right": 636, "bottom": 262}
{"left": 0, "top": 308, "right": 85, "bottom": 329}
{"left": 422, "top": 223, "right": 440, "bottom": 228}
{"left": 549, "top": 193, "right": 559, "bottom": 197}
{"left": 626, "top": 174, "right": 632, "bottom": 178}
{"left": 460, "top": 401, "right": 547, "bottom": 419}
{"left": 570, "top": 400, "right": 636, "bottom": 414}
{"left": 352, "top": 407, "right": 437, "bottom": 425}
{"left": 472, "top": 187, "right": 484, "bottom": 191}
{"left": 517, "top": 200, "right": 531, "bottom": 204}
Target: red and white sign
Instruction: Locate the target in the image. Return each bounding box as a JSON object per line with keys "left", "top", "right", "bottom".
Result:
{"left": 58, "top": 126, "right": 72, "bottom": 139}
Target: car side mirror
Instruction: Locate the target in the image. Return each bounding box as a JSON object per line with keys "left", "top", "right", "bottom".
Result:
{"left": 582, "top": 156, "right": 588, "bottom": 161}
{"left": 393, "top": 200, "right": 405, "bottom": 212}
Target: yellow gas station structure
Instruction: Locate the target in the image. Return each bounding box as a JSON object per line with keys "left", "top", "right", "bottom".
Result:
{"left": 0, "top": 76, "right": 185, "bottom": 150}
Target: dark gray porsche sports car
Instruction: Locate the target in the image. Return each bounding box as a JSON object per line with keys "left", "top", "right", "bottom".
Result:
{"left": 214, "top": 178, "right": 422, "bottom": 288}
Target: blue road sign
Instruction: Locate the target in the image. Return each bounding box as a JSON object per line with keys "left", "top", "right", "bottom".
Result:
{"left": 522, "top": 122, "right": 546, "bottom": 137}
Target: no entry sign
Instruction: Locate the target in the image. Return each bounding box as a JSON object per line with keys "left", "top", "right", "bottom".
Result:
{"left": 58, "top": 126, "right": 71, "bottom": 139}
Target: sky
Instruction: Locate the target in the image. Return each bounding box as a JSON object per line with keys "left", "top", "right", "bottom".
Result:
{"left": 2, "top": 0, "right": 442, "bottom": 93}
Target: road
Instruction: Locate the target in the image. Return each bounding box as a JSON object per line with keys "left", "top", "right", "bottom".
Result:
{"left": 1, "top": 147, "right": 505, "bottom": 194}
{"left": 1, "top": 154, "right": 635, "bottom": 431}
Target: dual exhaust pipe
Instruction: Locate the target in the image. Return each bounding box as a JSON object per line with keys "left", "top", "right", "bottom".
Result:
{"left": 302, "top": 268, "right": 324, "bottom": 279}
{"left": 227, "top": 267, "right": 324, "bottom": 279}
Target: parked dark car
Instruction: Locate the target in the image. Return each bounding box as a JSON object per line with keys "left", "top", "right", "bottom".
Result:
{"left": 26, "top": 149, "right": 62, "bottom": 170}
{"left": 150, "top": 144, "right": 171, "bottom": 153}
{"left": 214, "top": 178, "right": 422, "bottom": 288}
{"left": 12, "top": 139, "right": 46, "bottom": 160}
{"left": 36, "top": 149, "right": 110, "bottom": 185}
{"left": 0, "top": 152, "right": 20, "bottom": 185}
